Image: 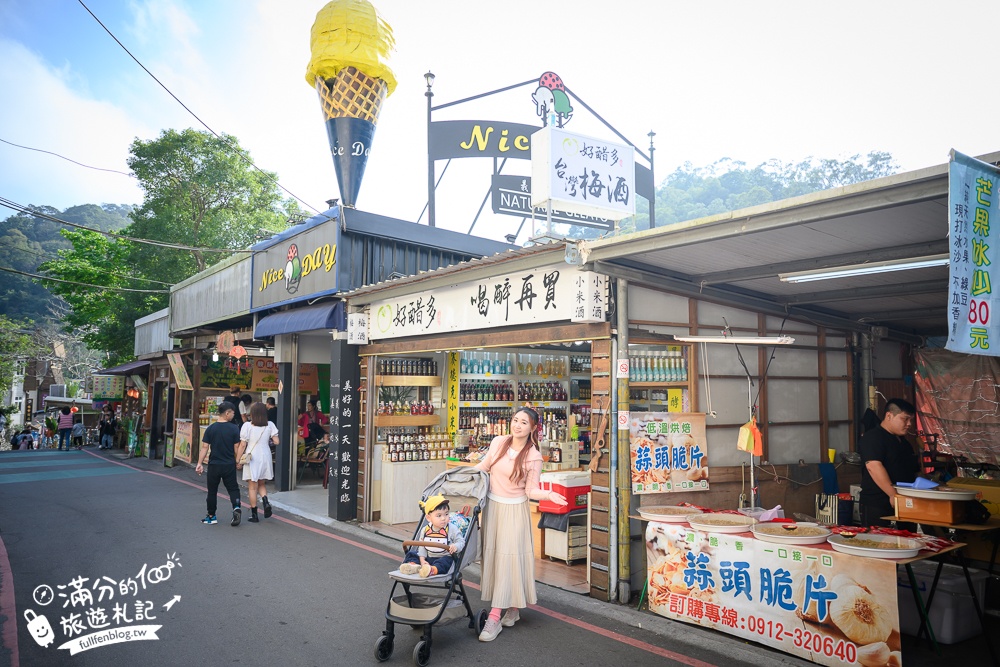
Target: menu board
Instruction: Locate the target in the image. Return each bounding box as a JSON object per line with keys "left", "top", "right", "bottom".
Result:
{"left": 646, "top": 522, "right": 900, "bottom": 667}
{"left": 630, "top": 412, "right": 708, "bottom": 493}
{"left": 174, "top": 419, "right": 193, "bottom": 463}
{"left": 92, "top": 375, "right": 125, "bottom": 400}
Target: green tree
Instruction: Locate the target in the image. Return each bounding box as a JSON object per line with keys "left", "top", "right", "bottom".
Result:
{"left": 40, "top": 129, "right": 290, "bottom": 362}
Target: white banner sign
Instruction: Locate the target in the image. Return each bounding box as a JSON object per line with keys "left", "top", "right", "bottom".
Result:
{"left": 347, "top": 312, "right": 368, "bottom": 345}
{"left": 366, "top": 265, "right": 608, "bottom": 341}
{"left": 531, "top": 125, "right": 636, "bottom": 221}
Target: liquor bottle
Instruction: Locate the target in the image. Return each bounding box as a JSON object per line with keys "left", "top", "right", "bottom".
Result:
{"left": 460, "top": 355, "right": 468, "bottom": 374}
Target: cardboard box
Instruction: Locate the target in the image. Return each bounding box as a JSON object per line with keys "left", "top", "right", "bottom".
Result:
{"left": 894, "top": 495, "right": 966, "bottom": 524}
{"left": 897, "top": 561, "right": 987, "bottom": 644}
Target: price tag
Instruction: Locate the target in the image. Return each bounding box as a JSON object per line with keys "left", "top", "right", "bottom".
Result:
{"left": 617, "top": 410, "right": 630, "bottom": 429}
{"left": 616, "top": 359, "right": 630, "bottom": 378}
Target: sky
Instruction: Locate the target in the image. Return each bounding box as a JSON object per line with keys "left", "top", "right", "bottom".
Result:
{"left": 2, "top": 0, "right": 1000, "bottom": 244}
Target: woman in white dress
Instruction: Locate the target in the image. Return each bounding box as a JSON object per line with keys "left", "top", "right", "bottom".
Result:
{"left": 237, "top": 402, "right": 279, "bottom": 523}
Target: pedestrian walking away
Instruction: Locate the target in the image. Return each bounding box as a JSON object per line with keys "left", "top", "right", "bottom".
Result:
{"left": 474, "top": 406, "right": 567, "bottom": 642}
{"left": 71, "top": 415, "right": 86, "bottom": 449}
{"left": 98, "top": 407, "right": 117, "bottom": 449}
{"left": 56, "top": 406, "right": 73, "bottom": 451}
{"left": 195, "top": 402, "right": 244, "bottom": 527}
{"left": 238, "top": 402, "right": 278, "bottom": 523}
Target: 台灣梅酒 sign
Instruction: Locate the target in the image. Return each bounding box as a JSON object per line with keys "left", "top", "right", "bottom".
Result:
{"left": 531, "top": 126, "right": 636, "bottom": 221}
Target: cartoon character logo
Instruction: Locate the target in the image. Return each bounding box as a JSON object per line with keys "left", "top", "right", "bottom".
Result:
{"left": 532, "top": 72, "right": 573, "bottom": 127}
{"left": 24, "top": 609, "right": 55, "bottom": 647}
{"left": 284, "top": 244, "right": 302, "bottom": 294}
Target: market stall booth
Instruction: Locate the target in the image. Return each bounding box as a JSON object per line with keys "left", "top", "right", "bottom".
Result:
{"left": 346, "top": 245, "right": 610, "bottom": 592}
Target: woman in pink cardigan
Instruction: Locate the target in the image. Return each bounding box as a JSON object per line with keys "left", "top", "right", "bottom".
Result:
{"left": 474, "top": 406, "right": 567, "bottom": 642}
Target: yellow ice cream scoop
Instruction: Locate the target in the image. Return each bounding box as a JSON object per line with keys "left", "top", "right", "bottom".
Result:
{"left": 306, "top": 0, "right": 396, "bottom": 95}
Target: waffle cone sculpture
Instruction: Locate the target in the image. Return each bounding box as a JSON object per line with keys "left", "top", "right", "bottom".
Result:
{"left": 306, "top": 0, "right": 396, "bottom": 208}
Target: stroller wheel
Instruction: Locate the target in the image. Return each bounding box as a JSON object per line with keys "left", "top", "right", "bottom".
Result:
{"left": 475, "top": 609, "right": 489, "bottom": 634}
{"left": 412, "top": 640, "right": 430, "bottom": 667}
{"left": 374, "top": 634, "right": 393, "bottom": 662}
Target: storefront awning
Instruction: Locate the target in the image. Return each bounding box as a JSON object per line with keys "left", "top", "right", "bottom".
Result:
{"left": 97, "top": 360, "right": 150, "bottom": 376}
{"left": 254, "top": 301, "right": 345, "bottom": 338}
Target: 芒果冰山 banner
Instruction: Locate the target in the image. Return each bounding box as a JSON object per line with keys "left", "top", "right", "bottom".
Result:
{"left": 645, "top": 522, "right": 901, "bottom": 666}
{"left": 947, "top": 150, "right": 998, "bottom": 356}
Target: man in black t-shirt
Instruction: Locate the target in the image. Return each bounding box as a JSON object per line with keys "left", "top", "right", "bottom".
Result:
{"left": 195, "top": 402, "right": 244, "bottom": 526}
{"left": 266, "top": 397, "right": 278, "bottom": 425}
{"left": 859, "top": 398, "right": 919, "bottom": 528}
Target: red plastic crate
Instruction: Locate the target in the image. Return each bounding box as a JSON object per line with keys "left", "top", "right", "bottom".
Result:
{"left": 539, "top": 472, "right": 591, "bottom": 514}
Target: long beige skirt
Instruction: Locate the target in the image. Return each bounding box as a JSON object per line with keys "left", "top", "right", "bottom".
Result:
{"left": 480, "top": 498, "right": 536, "bottom": 609}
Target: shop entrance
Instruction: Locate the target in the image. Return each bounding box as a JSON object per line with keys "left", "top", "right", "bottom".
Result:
{"left": 359, "top": 324, "right": 611, "bottom": 595}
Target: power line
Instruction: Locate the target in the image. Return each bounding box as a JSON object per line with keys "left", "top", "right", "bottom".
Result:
{"left": 76, "top": 0, "right": 323, "bottom": 215}
{"left": 11, "top": 245, "right": 174, "bottom": 286}
{"left": 0, "top": 197, "right": 248, "bottom": 253}
{"left": 0, "top": 137, "right": 134, "bottom": 177}
{"left": 0, "top": 265, "right": 169, "bottom": 294}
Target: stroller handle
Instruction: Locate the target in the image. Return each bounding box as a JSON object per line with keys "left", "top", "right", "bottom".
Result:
{"left": 402, "top": 540, "right": 451, "bottom": 549}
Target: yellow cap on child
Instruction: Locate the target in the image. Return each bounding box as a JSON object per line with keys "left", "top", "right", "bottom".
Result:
{"left": 420, "top": 495, "right": 447, "bottom": 516}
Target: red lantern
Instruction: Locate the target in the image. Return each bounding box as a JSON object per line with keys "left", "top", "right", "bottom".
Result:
{"left": 70, "top": 406, "right": 79, "bottom": 413}
{"left": 227, "top": 342, "right": 250, "bottom": 375}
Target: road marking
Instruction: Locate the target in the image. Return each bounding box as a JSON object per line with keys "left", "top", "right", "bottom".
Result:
{"left": 0, "top": 459, "right": 112, "bottom": 469}
{"left": 79, "top": 450, "right": 718, "bottom": 667}
{"left": 0, "top": 467, "right": 136, "bottom": 485}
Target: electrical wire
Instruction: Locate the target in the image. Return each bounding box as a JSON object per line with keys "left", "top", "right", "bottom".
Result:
{"left": 0, "top": 265, "right": 169, "bottom": 293}
{"left": 8, "top": 245, "right": 174, "bottom": 286}
{"left": 0, "top": 197, "right": 248, "bottom": 253}
{"left": 76, "top": 0, "right": 322, "bottom": 215}
{"left": 0, "top": 137, "right": 134, "bottom": 177}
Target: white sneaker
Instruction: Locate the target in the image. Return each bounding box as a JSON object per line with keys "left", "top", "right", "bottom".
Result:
{"left": 500, "top": 608, "right": 520, "bottom": 627}
{"left": 478, "top": 618, "right": 502, "bottom": 642}
{"left": 399, "top": 563, "right": 420, "bottom": 575}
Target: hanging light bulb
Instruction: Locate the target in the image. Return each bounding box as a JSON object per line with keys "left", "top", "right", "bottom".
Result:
{"left": 212, "top": 350, "right": 219, "bottom": 362}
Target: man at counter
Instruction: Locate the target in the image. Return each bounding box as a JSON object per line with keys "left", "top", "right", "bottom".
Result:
{"left": 859, "top": 398, "right": 919, "bottom": 528}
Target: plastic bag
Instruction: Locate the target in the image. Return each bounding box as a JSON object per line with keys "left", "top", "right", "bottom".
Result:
{"left": 737, "top": 417, "right": 763, "bottom": 456}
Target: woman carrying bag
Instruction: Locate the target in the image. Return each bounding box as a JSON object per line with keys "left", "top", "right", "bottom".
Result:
{"left": 237, "top": 402, "right": 279, "bottom": 523}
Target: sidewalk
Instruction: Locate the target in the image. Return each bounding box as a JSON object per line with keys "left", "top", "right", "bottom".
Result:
{"left": 93, "top": 446, "right": 997, "bottom": 667}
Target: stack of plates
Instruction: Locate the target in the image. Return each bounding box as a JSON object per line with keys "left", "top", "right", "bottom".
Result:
{"left": 826, "top": 533, "right": 922, "bottom": 559}
{"left": 637, "top": 506, "right": 704, "bottom": 523}
{"left": 751, "top": 523, "right": 831, "bottom": 545}
{"left": 686, "top": 513, "right": 756, "bottom": 534}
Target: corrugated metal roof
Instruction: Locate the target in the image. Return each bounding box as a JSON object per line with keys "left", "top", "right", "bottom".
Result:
{"left": 342, "top": 243, "right": 566, "bottom": 304}
{"left": 574, "top": 151, "right": 1000, "bottom": 339}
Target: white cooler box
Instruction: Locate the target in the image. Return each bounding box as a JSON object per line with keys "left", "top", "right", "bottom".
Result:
{"left": 897, "top": 561, "right": 987, "bottom": 644}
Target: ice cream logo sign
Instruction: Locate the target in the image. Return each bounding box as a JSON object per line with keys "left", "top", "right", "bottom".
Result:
{"left": 258, "top": 242, "right": 337, "bottom": 295}
{"left": 531, "top": 71, "right": 574, "bottom": 127}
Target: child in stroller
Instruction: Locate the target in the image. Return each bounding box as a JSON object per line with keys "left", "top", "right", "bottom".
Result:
{"left": 399, "top": 496, "right": 465, "bottom": 578}
{"left": 376, "top": 467, "right": 489, "bottom": 667}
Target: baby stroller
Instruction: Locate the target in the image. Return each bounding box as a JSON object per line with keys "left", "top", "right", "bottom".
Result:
{"left": 375, "top": 467, "right": 489, "bottom": 667}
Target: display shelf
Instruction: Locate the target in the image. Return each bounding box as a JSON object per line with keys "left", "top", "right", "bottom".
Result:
{"left": 374, "top": 415, "right": 440, "bottom": 427}
{"left": 461, "top": 373, "right": 516, "bottom": 380}
{"left": 629, "top": 381, "right": 689, "bottom": 388}
{"left": 459, "top": 401, "right": 515, "bottom": 408}
{"left": 375, "top": 375, "right": 440, "bottom": 387}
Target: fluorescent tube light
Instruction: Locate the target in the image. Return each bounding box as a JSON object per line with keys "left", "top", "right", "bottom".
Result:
{"left": 779, "top": 254, "right": 949, "bottom": 283}
{"left": 672, "top": 336, "right": 795, "bottom": 345}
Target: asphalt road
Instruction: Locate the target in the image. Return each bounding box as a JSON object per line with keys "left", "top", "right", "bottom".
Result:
{"left": 3, "top": 449, "right": 996, "bottom": 667}
{"left": 1, "top": 448, "right": 796, "bottom": 667}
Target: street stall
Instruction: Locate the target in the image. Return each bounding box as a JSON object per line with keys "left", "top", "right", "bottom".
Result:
{"left": 345, "top": 245, "right": 611, "bottom": 590}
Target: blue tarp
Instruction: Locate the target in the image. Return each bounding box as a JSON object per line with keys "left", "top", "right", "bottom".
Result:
{"left": 254, "top": 301, "right": 345, "bottom": 338}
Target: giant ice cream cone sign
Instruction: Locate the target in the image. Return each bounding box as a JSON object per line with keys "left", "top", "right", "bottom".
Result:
{"left": 306, "top": 0, "right": 396, "bottom": 208}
